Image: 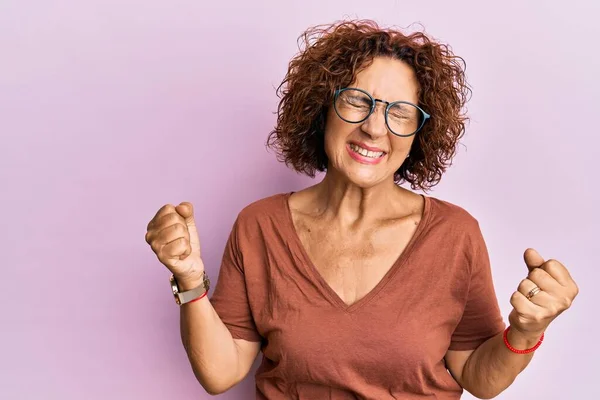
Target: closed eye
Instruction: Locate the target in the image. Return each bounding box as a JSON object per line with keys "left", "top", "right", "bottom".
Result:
{"left": 344, "top": 96, "right": 371, "bottom": 108}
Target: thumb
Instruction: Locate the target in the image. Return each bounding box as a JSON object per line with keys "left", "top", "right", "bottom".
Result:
{"left": 175, "top": 202, "right": 201, "bottom": 256}
{"left": 524, "top": 248, "right": 545, "bottom": 272}
{"left": 175, "top": 201, "right": 196, "bottom": 226}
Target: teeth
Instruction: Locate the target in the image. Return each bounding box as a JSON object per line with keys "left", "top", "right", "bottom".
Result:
{"left": 350, "top": 144, "right": 384, "bottom": 158}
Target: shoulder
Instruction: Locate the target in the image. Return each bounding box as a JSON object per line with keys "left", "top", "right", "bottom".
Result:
{"left": 424, "top": 196, "right": 490, "bottom": 272}
{"left": 225, "top": 192, "right": 292, "bottom": 256}
{"left": 237, "top": 192, "right": 289, "bottom": 218}
{"left": 233, "top": 192, "right": 291, "bottom": 232}
{"left": 425, "top": 195, "right": 482, "bottom": 235}
{"left": 427, "top": 196, "right": 479, "bottom": 224}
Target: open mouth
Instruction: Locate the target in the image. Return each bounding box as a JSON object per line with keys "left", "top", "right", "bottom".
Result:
{"left": 348, "top": 143, "right": 386, "bottom": 159}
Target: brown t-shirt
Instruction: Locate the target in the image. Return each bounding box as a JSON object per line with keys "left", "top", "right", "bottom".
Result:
{"left": 210, "top": 192, "right": 505, "bottom": 399}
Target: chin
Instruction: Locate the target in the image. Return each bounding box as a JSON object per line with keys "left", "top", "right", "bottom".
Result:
{"left": 341, "top": 167, "right": 389, "bottom": 188}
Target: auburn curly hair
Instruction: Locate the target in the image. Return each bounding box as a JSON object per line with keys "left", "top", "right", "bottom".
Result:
{"left": 266, "top": 19, "right": 471, "bottom": 191}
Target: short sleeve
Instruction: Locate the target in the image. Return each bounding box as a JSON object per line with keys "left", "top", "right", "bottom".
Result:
{"left": 209, "top": 217, "right": 262, "bottom": 342}
{"left": 448, "top": 223, "right": 506, "bottom": 351}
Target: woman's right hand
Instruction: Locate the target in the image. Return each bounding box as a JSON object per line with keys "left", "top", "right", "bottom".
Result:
{"left": 145, "top": 202, "right": 204, "bottom": 286}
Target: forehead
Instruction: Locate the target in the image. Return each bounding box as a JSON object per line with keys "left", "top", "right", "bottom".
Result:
{"left": 352, "top": 57, "right": 419, "bottom": 103}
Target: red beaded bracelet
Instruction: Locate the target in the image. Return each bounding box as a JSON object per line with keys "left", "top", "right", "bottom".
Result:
{"left": 188, "top": 290, "right": 209, "bottom": 304}
{"left": 503, "top": 326, "right": 544, "bottom": 354}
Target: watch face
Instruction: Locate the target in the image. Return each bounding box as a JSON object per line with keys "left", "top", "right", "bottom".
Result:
{"left": 169, "top": 275, "right": 182, "bottom": 305}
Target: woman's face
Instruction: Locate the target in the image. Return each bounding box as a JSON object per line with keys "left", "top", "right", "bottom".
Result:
{"left": 324, "top": 56, "right": 420, "bottom": 188}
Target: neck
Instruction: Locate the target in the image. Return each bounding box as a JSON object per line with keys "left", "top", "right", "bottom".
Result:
{"left": 312, "top": 170, "right": 408, "bottom": 227}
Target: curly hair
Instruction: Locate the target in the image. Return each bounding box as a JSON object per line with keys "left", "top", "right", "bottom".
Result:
{"left": 266, "top": 19, "right": 471, "bottom": 191}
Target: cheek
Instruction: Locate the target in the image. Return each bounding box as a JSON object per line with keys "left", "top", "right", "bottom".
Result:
{"left": 391, "top": 136, "right": 414, "bottom": 156}
{"left": 324, "top": 119, "right": 352, "bottom": 155}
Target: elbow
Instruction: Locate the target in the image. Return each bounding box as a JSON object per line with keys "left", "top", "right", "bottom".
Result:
{"left": 191, "top": 366, "right": 240, "bottom": 396}
{"left": 197, "top": 377, "right": 236, "bottom": 396}
{"left": 474, "top": 394, "right": 501, "bottom": 400}
{"left": 460, "top": 370, "right": 512, "bottom": 399}
{"left": 472, "top": 393, "right": 498, "bottom": 400}
{"left": 465, "top": 386, "right": 505, "bottom": 399}
{"left": 183, "top": 347, "right": 241, "bottom": 395}
{"left": 461, "top": 377, "right": 507, "bottom": 400}
{"left": 203, "top": 385, "right": 230, "bottom": 396}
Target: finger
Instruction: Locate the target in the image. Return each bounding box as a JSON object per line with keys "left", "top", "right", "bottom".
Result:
{"left": 510, "top": 290, "right": 544, "bottom": 316}
{"left": 526, "top": 291, "right": 556, "bottom": 312}
{"left": 511, "top": 291, "right": 556, "bottom": 327}
{"left": 147, "top": 204, "right": 176, "bottom": 231}
{"left": 527, "top": 267, "right": 564, "bottom": 295}
{"left": 541, "top": 259, "right": 572, "bottom": 287}
{"left": 145, "top": 213, "right": 183, "bottom": 244}
{"left": 147, "top": 222, "right": 189, "bottom": 253}
{"left": 152, "top": 212, "right": 186, "bottom": 231}
{"left": 517, "top": 277, "right": 539, "bottom": 298}
{"left": 176, "top": 202, "right": 201, "bottom": 255}
{"left": 524, "top": 248, "right": 545, "bottom": 272}
{"left": 516, "top": 278, "right": 554, "bottom": 308}
{"left": 161, "top": 237, "right": 190, "bottom": 259}
{"left": 160, "top": 223, "right": 190, "bottom": 246}
{"left": 517, "top": 278, "right": 547, "bottom": 305}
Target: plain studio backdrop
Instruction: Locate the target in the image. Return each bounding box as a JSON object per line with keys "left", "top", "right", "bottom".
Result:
{"left": 1, "top": 1, "right": 598, "bottom": 399}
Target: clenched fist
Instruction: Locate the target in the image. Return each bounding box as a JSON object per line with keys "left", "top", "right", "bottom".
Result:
{"left": 145, "top": 202, "right": 204, "bottom": 286}
{"left": 508, "top": 248, "right": 579, "bottom": 341}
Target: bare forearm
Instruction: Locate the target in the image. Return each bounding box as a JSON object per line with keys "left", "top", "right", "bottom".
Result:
{"left": 178, "top": 278, "right": 241, "bottom": 394}
{"left": 461, "top": 329, "right": 541, "bottom": 399}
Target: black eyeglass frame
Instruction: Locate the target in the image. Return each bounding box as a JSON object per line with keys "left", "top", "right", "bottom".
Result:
{"left": 333, "top": 87, "right": 431, "bottom": 137}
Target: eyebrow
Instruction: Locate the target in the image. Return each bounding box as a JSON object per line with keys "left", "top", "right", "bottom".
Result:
{"left": 358, "top": 88, "right": 415, "bottom": 105}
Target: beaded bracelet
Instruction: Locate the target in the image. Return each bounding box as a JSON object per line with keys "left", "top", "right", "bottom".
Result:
{"left": 503, "top": 326, "right": 544, "bottom": 354}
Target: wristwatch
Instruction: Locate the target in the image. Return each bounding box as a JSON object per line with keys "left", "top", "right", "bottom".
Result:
{"left": 169, "top": 272, "right": 210, "bottom": 305}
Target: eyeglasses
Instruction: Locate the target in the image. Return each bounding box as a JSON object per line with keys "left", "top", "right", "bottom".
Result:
{"left": 333, "top": 87, "right": 431, "bottom": 137}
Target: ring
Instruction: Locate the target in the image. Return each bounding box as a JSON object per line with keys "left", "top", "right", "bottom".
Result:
{"left": 526, "top": 286, "right": 542, "bottom": 300}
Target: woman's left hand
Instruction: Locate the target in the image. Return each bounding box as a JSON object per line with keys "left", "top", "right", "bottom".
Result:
{"left": 508, "top": 248, "right": 579, "bottom": 340}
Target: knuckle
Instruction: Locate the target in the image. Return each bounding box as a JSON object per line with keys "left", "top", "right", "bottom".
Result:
{"left": 543, "top": 259, "right": 560, "bottom": 271}
{"left": 160, "top": 213, "right": 175, "bottom": 225}
{"left": 156, "top": 210, "right": 177, "bottom": 224}
{"left": 529, "top": 268, "right": 543, "bottom": 281}
{"left": 518, "top": 279, "right": 529, "bottom": 291}
{"left": 168, "top": 213, "right": 184, "bottom": 225}
{"left": 547, "top": 304, "right": 560, "bottom": 316}
{"left": 162, "top": 204, "right": 175, "bottom": 212}
{"left": 174, "top": 223, "right": 188, "bottom": 235}
{"left": 532, "top": 313, "right": 545, "bottom": 323}
{"left": 151, "top": 241, "right": 161, "bottom": 255}
{"left": 510, "top": 291, "right": 521, "bottom": 304}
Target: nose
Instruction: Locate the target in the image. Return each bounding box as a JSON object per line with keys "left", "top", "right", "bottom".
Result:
{"left": 360, "top": 100, "right": 388, "bottom": 139}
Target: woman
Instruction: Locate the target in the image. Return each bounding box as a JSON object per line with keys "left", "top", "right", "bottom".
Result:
{"left": 145, "top": 20, "right": 579, "bottom": 399}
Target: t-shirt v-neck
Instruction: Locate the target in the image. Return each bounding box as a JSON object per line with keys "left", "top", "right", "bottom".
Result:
{"left": 281, "top": 192, "right": 432, "bottom": 313}
{"left": 210, "top": 192, "right": 505, "bottom": 399}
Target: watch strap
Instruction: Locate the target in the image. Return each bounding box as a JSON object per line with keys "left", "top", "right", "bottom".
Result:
{"left": 170, "top": 272, "right": 210, "bottom": 305}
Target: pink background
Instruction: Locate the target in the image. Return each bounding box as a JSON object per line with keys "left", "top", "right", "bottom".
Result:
{"left": 1, "top": 1, "right": 598, "bottom": 399}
